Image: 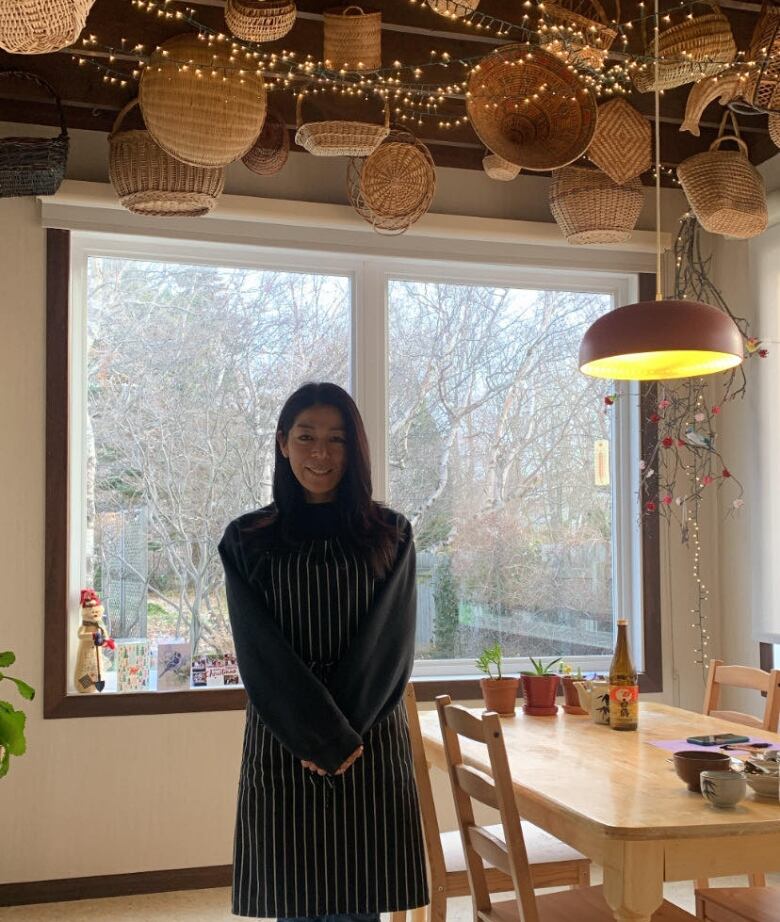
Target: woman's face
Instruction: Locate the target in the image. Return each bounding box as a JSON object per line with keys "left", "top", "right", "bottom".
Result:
{"left": 277, "top": 404, "right": 348, "bottom": 503}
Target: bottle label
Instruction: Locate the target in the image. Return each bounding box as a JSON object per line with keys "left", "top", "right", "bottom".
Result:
{"left": 609, "top": 685, "right": 638, "bottom": 727}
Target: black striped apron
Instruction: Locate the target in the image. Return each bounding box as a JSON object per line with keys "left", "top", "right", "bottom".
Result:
{"left": 232, "top": 535, "right": 430, "bottom": 918}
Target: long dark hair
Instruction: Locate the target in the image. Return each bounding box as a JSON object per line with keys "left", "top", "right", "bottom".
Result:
{"left": 253, "top": 382, "right": 401, "bottom": 580}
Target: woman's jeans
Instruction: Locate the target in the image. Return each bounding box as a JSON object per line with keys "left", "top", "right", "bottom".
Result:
{"left": 278, "top": 914, "right": 381, "bottom": 922}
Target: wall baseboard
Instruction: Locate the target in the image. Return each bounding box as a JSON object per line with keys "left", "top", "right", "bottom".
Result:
{"left": 0, "top": 865, "right": 232, "bottom": 907}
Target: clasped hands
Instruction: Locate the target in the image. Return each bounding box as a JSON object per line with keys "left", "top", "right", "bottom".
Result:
{"left": 301, "top": 743, "right": 364, "bottom": 777}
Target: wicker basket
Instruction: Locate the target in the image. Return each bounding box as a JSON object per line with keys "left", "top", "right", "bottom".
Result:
{"left": 466, "top": 43, "right": 597, "bottom": 172}
{"left": 633, "top": 3, "right": 736, "bottom": 93}
{"left": 242, "top": 108, "right": 289, "bottom": 175}
{"left": 139, "top": 33, "right": 267, "bottom": 168}
{"left": 295, "top": 93, "right": 389, "bottom": 157}
{"left": 539, "top": 0, "right": 618, "bottom": 70}
{"left": 108, "top": 99, "right": 224, "bottom": 216}
{"left": 0, "top": 0, "right": 95, "bottom": 54}
{"left": 0, "top": 71, "right": 68, "bottom": 198}
{"left": 676, "top": 110, "right": 768, "bottom": 239}
{"left": 549, "top": 165, "right": 644, "bottom": 245}
{"left": 680, "top": 72, "right": 740, "bottom": 136}
{"left": 225, "top": 0, "right": 296, "bottom": 43}
{"left": 426, "top": 0, "right": 479, "bottom": 18}
{"left": 587, "top": 98, "right": 650, "bottom": 184}
{"left": 483, "top": 153, "right": 520, "bottom": 181}
{"left": 743, "top": 0, "right": 780, "bottom": 112}
{"left": 770, "top": 112, "right": 780, "bottom": 146}
{"left": 347, "top": 129, "right": 436, "bottom": 234}
{"left": 323, "top": 5, "right": 381, "bottom": 71}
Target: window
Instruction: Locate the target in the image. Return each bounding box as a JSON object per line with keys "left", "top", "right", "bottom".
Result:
{"left": 45, "top": 230, "right": 658, "bottom": 717}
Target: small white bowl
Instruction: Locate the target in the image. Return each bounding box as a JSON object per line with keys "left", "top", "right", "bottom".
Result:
{"left": 745, "top": 772, "right": 780, "bottom": 799}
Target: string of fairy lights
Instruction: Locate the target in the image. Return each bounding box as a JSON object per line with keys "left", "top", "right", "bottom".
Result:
{"left": 66, "top": 0, "right": 776, "bottom": 132}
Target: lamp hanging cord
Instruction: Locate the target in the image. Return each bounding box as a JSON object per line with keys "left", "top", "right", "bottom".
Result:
{"left": 654, "top": 0, "right": 662, "bottom": 301}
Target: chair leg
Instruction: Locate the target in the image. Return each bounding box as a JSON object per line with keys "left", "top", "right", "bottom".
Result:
{"left": 748, "top": 872, "right": 766, "bottom": 887}
{"left": 410, "top": 908, "right": 427, "bottom": 922}
{"left": 577, "top": 862, "right": 591, "bottom": 889}
{"left": 428, "top": 885, "right": 447, "bottom": 922}
{"left": 391, "top": 912, "right": 406, "bottom": 922}
{"left": 694, "top": 878, "right": 709, "bottom": 890}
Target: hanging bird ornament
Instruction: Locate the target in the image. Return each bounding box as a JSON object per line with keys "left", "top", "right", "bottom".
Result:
{"left": 684, "top": 427, "right": 715, "bottom": 450}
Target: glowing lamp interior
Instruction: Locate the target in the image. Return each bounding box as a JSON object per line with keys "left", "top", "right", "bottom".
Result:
{"left": 580, "top": 349, "right": 743, "bottom": 381}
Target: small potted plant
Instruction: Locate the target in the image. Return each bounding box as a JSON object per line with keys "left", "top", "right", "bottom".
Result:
{"left": 475, "top": 643, "right": 520, "bottom": 716}
{"left": 0, "top": 650, "right": 35, "bottom": 779}
{"left": 520, "top": 656, "right": 562, "bottom": 716}
{"left": 558, "top": 662, "right": 588, "bottom": 715}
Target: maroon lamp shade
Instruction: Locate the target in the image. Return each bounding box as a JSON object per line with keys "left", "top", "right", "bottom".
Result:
{"left": 579, "top": 299, "right": 744, "bottom": 380}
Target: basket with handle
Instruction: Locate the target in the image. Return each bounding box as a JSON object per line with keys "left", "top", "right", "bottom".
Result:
{"left": 323, "top": 5, "right": 381, "bottom": 71}
{"left": 0, "top": 0, "right": 96, "bottom": 54}
{"left": 138, "top": 32, "right": 267, "bottom": 168}
{"left": 632, "top": 1, "right": 736, "bottom": 92}
{"left": 242, "top": 108, "right": 289, "bottom": 175}
{"left": 0, "top": 70, "right": 68, "bottom": 198}
{"left": 743, "top": 0, "right": 780, "bottom": 112}
{"left": 676, "top": 110, "right": 767, "bottom": 238}
{"left": 346, "top": 128, "right": 436, "bottom": 234}
{"left": 539, "top": 0, "right": 619, "bottom": 70}
{"left": 295, "top": 93, "right": 390, "bottom": 157}
{"left": 549, "top": 164, "right": 644, "bottom": 245}
{"left": 225, "top": 0, "right": 296, "bottom": 43}
{"left": 108, "top": 99, "right": 224, "bottom": 217}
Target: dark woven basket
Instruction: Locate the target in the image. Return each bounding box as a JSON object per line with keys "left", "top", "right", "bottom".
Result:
{"left": 0, "top": 71, "right": 68, "bottom": 198}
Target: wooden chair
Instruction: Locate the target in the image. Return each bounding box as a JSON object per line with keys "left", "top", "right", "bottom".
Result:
{"left": 697, "top": 661, "right": 780, "bottom": 890}
{"left": 390, "top": 683, "right": 590, "bottom": 922}
{"left": 695, "top": 887, "right": 780, "bottom": 921}
{"left": 434, "top": 692, "right": 696, "bottom": 922}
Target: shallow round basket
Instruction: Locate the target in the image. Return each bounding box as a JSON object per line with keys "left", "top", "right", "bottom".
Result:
{"left": 242, "top": 108, "right": 289, "bottom": 175}
{"left": 539, "top": 0, "right": 617, "bottom": 70}
{"left": 347, "top": 130, "right": 436, "bottom": 234}
{"left": 294, "top": 94, "right": 389, "bottom": 157}
{"left": 549, "top": 165, "right": 644, "bottom": 245}
{"left": 0, "top": 0, "right": 96, "bottom": 53}
{"left": 466, "top": 43, "right": 597, "bottom": 172}
{"left": 323, "top": 5, "right": 381, "bottom": 71}
{"left": 426, "top": 0, "right": 479, "bottom": 18}
{"left": 482, "top": 152, "right": 520, "bottom": 181}
{"left": 225, "top": 0, "right": 296, "bottom": 43}
{"left": 108, "top": 99, "right": 224, "bottom": 217}
{"left": 139, "top": 32, "right": 267, "bottom": 168}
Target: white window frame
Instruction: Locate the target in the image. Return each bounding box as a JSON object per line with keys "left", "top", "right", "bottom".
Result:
{"left": 68, "top": 232, "right": 642, "bottom": 693}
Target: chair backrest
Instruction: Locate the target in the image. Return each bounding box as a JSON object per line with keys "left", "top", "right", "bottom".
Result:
{"left": 403, "top": 682, "right": 446, "bottom": 886}
{"left": 702, "top": 660, "right": 780, "bottom": 732}
{"left": 435, "top": 693, "right": 541, "bottom": 922}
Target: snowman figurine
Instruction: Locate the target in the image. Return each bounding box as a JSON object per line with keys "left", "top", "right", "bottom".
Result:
{"left": 74, "top": 589, "right": 114, "bottom": 693}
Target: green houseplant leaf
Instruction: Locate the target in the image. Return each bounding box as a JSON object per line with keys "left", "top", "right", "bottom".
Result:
{"left": 0, "top": 651, "right": 35, "bottom": 779}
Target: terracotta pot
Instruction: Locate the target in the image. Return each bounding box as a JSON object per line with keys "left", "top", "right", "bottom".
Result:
{"left": 520, "top": 674, "right": 560, "bottom": 716}
{"left": 479, "top": 676, "right": 520, "bottom": 716}
{"left": 560, "top": 675, "right": 588, "bottom": 715}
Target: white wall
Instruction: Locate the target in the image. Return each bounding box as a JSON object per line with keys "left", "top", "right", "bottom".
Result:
{"left": 0, "top": 125, "right": 699, "bottom": 884}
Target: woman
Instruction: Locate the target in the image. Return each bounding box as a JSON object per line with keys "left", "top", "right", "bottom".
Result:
{"left": 218, "top": 381, "right": 430, "bottom": 922}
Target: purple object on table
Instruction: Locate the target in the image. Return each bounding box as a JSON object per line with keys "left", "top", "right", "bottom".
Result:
{"left": 649, "top": 738, "right": 780, "bottom": 753}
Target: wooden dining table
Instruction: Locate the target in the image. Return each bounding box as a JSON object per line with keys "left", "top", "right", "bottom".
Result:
{"left": 417, "top": 701, "right": 780, "bottom": 922}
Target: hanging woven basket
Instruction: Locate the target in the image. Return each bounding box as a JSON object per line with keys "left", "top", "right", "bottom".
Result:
{"left": 539, "top": 0, "right": 618, "bottom": 71}
{"left": 426, "top": 0, "right": 479, "bottom": 18}
{"left": 588, "top": 98, "right": 651, "bottom": 184}
{"left": 242, "top": 108, "right": 289, "bottom": 175}
{"left": 225, "top": 0, "right": 296, "bottom": 43}
{"left": 549, "top": 165, "right": 644, "bottom": 245}
{"left": 0, "top": 71, "right": 68, "bottom": 198}
{"left": 770, "top": 112, "right": 780, "bottom": 147}
{"left": 108, "top": 99, "right": 224, "bottom": 217}
{"left": 347, "top": 129, "right": 436, "bottom": 234}
{"left": 743, "top": 0, "right": 780, "bottom": 112}
{"left": 139, "top": 32, "right": 267, "bottom": 169}
{"left": 680, "top": 72, "right": 740, "bottom": 136}
{"left": 466, "top": 43, "right": 597, "bottom": 172}
{"left": 632, "top": 2, "right": 736, "bottom": 93}
{"left": 0, "top": 0, "right": 96, "bottom": 54}
{"left": 295, "top": 93, "right": 389, "bottom": 157}
{"left": 323, "top": 5, "right": 381, "bottom": 71}
{"left": 677, "top": 110, "right": 768, "bottom": 239}
{"left": 482, "top": 153, "right": 520, "bottom": 181}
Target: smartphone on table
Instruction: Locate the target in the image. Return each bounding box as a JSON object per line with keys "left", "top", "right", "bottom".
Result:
{"left": 686, "top": 733, "right": 751, "bottom": 746}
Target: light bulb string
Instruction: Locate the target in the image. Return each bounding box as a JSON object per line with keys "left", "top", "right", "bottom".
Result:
{"left": 654, "top": 0, "right": 662, "bottom": 302}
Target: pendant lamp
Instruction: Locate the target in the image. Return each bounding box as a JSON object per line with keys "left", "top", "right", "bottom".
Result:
{"left": 578, "top": 0, "right": 744, "bottom": 382}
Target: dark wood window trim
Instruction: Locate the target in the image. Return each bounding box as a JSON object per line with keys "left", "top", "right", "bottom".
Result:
{"left": 44, "top": 236, "right": 662, "bottom": 717}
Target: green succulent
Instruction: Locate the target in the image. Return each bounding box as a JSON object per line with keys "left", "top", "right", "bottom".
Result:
{"left": 523, "top": 656, "right": 562, "bottom": 676}
{"left": 475, "top": 642, "right": 504, "bottom": 679}
{"left": 0, "top": 651, "right": 35, "bottom": 779}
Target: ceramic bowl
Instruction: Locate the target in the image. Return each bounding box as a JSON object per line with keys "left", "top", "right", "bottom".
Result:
{"left": 701, "top": 770, "right": 747, "bottom": 808}
{"left": 673, "top": 750, "right": 731, "bottom": 792}
{"left": 745, "top": 770, "right": 780, "bottom": 798}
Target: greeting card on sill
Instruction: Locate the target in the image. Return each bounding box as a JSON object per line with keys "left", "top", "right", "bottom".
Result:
{"left": 116, "top": 640, "right": 151, "bottom": 692}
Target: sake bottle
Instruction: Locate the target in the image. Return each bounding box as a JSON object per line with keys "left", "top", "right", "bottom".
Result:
{"left": 609, "top": 619, "right": 638, "bottom": 731}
